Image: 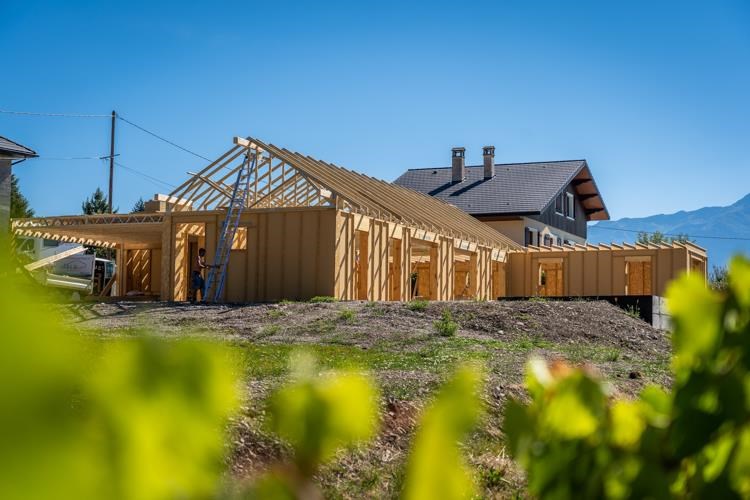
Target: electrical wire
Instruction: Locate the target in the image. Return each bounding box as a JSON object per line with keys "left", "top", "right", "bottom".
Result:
{"left": 0, "top": 109, "right": 110, "bottom": 118}
{"left": 1, "top": 108, "right": 212, "bottom": 163}
{"left": 114, "top": 160, "right": 176, "bottom": 189}
{"left": 32, "top": 156, "right": 105, "bottom": 160}
{"left": 116, "top": 115, "right": 212, "bottom": 163}
{"left": 591, "top": 225, "right": 750, "bottom": 242}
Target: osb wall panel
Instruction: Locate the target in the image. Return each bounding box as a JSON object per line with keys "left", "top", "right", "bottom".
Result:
{"left": 506, "top": 245, "right": 702, "bottom": 298}
{"left": 169, "top": 208, "right": 336, "bottom": 303}
{"left": 125, "top": 249, "right": 152, "bottom": 293}
{"left": 239, "top": 209, "right": 336, "bottom": 302}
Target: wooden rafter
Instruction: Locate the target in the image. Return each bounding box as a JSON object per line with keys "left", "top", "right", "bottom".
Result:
{"left": 155, "top": 135, "right": 520, "bottom": 251}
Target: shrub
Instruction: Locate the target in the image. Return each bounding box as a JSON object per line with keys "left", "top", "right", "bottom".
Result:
{"left": 434, "top": 309, "right": 459, "bottom": 337}
{"left": 504, "top": 255, "right": 750, "bottom": 499}
{"left": 406, "top": 299, "right": 429, "bottom": 312}
{"left": 309, "top": 296, "right": 338, "bottom": 303}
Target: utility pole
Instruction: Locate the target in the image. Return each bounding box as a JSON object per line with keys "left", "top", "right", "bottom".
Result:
{"left": 108, "top": 110, "right": 116, "bottom": 213}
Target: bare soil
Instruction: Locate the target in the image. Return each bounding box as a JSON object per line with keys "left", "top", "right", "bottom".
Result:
{"left": 61, "top": 299, "right": 672, "bottom": 498}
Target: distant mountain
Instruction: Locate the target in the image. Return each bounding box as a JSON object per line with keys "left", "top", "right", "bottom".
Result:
{"left": 588, "top": 193, "right": 750, "bottom": 268}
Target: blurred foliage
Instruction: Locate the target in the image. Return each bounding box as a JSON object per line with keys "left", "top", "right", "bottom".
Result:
{"left": 402, "top": 364, "right": 484, "bottom": 500}
{"left": 0, "top": 251, "right": 241, "bottom": 500}
{"left": 504, "top": 255, "right": 750, "bottom": 499}
{"left": 245, "top": 352, "right": 379, "bottom": 498}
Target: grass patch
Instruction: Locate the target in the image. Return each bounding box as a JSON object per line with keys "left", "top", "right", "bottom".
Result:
{"left": 234, "top": 340, "right": 490, "bottom": 379}
{"left": 604, "top": 347, "right": 621, "bottom": 362}
{"left": 338, "top": 308, "right": 356, "bottom": 323}
{"left": 309, "top": 296, "right": 338, "bottom": 303}
{"left": 309, "top": 318, "right": 337, "bottom": 334}
{"left": 267, "top": 309, "right": 286, "bottom": 319}
{"left": 406, "top": 299, "right": 429, "bottom": 312}
{"left": 433, "top": 309, "right": 458, "bottom": 337}
{"left": 625, "top": 304, "right": 641, "bottom": 320}
{"left": 257, "top": 324, "right": 280, "bottom": 338}
{"left": 510, "top": 334, "right": 552, "bottom": 350}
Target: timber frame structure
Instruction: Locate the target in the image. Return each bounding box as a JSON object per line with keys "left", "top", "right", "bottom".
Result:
{"left": 13, "top": 136, "right": 520, "bottom": 302}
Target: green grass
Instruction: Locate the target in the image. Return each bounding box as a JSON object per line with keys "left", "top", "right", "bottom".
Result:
{"left": 625, "top": 305, "right": 642, "bottom": 320}
{"left": 309, "top": 296, "right": 338, "bottom": 303}
{"left": 233, "top": 337, "right": 493, "bottom": 379}
{"left": 510, "top": 334, "right": 553, "bottom": 350}
{"left": 406, "top": 299, "right": 429, "bottom": 312}
{"left": 258, "top": 324, "right": 280, "bottom": 338}
{"left": 337, "top": 308, "right": 356, "bottom": 323}
{"left": 267, "top": 309, "right": 286, "bottom": 319}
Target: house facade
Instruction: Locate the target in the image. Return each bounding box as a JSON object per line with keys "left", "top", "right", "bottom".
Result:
{"left": 393, "top": 146, "right": 608, "bottom": 247}
{"left": 0, "top": 135, "right": 37, "bottom": 234}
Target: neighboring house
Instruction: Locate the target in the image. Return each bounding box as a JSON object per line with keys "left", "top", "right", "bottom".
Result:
{"left": 393, "top": 146, "right": 609, "bottom": 247}
{"left": 0, "top": 135, "right": 37, "bottom": 233}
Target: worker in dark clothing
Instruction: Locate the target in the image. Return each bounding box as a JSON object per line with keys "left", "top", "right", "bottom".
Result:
{"left": 191, "top": 248, "right": 216, "bottom": 303}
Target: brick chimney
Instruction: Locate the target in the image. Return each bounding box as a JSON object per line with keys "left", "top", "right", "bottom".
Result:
{"left": 451, "top": 147, "right": 465, "bottom": 183}
{"left": 483, "top": 146, "right": 495, "bottom": 179}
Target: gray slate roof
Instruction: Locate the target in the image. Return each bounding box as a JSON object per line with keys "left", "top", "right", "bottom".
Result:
{"left": 0, "top": 135, "right": 37, "bottom": 158}
{"left": 393, "top": 160, "right": 586, "bottom": 216}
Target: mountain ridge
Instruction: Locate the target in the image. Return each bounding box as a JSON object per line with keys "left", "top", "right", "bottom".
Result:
{"left": 588, "top": 193, "right": 750, "bottom": 267}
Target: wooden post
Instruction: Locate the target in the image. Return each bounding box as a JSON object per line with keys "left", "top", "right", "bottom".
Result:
{"left": 108, "top": 110, "right": 116, "bottom": 213}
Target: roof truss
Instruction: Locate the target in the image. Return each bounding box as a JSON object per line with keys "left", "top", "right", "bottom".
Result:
{"left": 166, "top": 136, "right": 519, "bottom": 250}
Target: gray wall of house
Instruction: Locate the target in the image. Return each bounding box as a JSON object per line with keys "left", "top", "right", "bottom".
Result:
{"left": 0, "top": 159, "right": 11, "bottom": 234}
{"left": 528, "top": 184, "right": 588, "bottom": 239}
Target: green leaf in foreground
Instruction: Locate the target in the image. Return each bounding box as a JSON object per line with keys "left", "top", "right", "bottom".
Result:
{"left": 402, "top": 364, "right": 484, "bottom": 500}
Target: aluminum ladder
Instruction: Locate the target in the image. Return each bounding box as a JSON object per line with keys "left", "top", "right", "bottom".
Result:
{"left": 203, "top": 153, "right": 255, "bottom": 302}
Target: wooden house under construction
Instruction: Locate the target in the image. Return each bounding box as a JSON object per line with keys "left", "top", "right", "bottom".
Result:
{"left": 12, "top": 136, "right": 707, "bottom": 302}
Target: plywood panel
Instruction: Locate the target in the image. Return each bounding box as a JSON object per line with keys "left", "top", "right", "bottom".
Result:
{"left": 151, "top": 248, "right": 162, "bottom": 294}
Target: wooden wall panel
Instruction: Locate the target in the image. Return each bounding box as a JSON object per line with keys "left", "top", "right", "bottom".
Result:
{"left": 125, "top": 249, "right": 152, "bottom": 293}
{"left": 151, "top": 248, "right": 162, "bottom": 294}
{"left": 505, "top": 245, "right": 707, "bottom": 298}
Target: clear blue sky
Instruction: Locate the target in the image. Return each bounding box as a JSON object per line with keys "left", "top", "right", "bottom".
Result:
{"left": 2, "top": 0, "right": 748, "bottom": 219}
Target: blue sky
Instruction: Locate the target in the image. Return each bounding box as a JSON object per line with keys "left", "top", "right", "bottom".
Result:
{"left": 2, "top": 0, "right": 749, "bottom": 220}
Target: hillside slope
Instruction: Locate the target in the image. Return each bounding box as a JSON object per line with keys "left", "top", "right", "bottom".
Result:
{"left": 64, "top": 299, "right": 671, "bottom": 498}
{"left": 589, "top": 193, "right": 750, "bottom": 267}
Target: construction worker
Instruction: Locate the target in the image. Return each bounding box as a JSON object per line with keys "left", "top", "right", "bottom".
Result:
{"left": 191, "top": 248, "right": 216, "bottom": 303}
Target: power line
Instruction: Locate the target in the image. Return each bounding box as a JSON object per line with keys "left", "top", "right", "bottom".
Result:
{"left": 32, "top": 155, "right": 105, "bottom": 160}
{"left": 117, "top": 115, "right": 212, "bottom": 163}
{"left": 1, "top": 108, "right": 212, "bottom": 163}
{"left": 0, "top": 109, "right": 110, "bottom": 118}
{"left": 114, "top": 160, "right": 176, "bottom": 189}
{"left": 592, "top": 225, "right": 750, "bottom": 242}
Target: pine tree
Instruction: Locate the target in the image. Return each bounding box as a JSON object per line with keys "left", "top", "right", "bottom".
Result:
{"left": 10, "top": 174, "right": 34, "bottom": 219}
{"left": 81, "top": 188, "right": 112, "bottom": 215}
{"left": 81, "top": 188, "right": 116, "bottom": 259}
{"left": 131, "top": 197, "right": 145, "bottom": 213}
